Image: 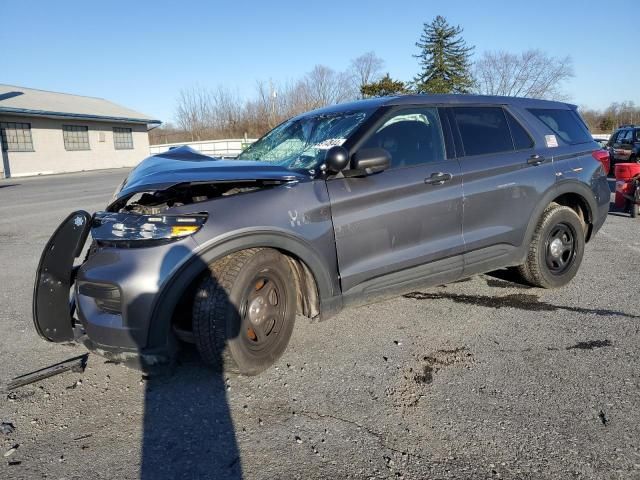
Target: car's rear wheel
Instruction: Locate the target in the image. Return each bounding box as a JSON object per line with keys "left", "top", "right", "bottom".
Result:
{"left": 192, "top": 248, "right": 296, "bottom": 375}
{"left": 630, "top": 187, "right": 640, "bottom": 218}
{"left": 517, "top": 203, "right": 585, "bottom": 288}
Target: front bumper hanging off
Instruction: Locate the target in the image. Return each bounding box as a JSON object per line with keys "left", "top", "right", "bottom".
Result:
{"left": 32, "top": 211, "right": 91, "bottom": 342}
{"left": 33, "top": 210, "right": 182, "bottom": 369}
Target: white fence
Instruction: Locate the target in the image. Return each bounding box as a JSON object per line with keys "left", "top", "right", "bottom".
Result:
{"left": 149, "top": 138, "right": 257, "bottom": 158}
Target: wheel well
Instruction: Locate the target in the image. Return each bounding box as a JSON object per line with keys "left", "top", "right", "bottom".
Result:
{"left": 551, "top": 193, "right": 593, "bottom": 241}
{"left": 169, "top": 248, "right": 321, "bottom": 336}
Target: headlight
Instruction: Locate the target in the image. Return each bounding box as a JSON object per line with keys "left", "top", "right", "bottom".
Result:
{"left": 92, "top": 212, "right": 207, "bottom": 244}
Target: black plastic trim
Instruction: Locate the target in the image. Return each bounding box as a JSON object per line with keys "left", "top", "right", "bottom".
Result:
{"left": 33, "top": 210, "right": 91, "bottom": 342}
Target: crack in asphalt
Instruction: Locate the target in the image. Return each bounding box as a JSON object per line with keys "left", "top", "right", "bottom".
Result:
{"left": 294, "top": 410, "right": 424, "bottom": 460}
{"left": 567, "top": 339, "right": 612, "bottom": 350}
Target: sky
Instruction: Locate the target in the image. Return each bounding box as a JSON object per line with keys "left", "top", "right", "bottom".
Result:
{"left": 2, "top": 0, "right": 637, "bottom": 124}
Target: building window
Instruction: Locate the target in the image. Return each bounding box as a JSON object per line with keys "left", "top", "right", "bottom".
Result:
{"left": 113, "top": 127, "right": 133, "bottom": 150}
{"left": 63, "top": 125, "right": 90, "bottom": 151}
{"left": 0, "top": 122, "right": 34, "bottom": 152}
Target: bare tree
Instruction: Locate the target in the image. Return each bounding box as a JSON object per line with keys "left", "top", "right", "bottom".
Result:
{"left": 474, "top": 50, "right": 574, "bottom": 100}
{"left": 172, "top": 63, "right": 364, "bottom": 143}
{"left": 174, "top": 85, "right": 215, "bottom": 141}
{"left": 300, "top": 65, "right": 357, "bottom": 109}
{"left": 350, "top": 51, "right": 385, "bottom": 97}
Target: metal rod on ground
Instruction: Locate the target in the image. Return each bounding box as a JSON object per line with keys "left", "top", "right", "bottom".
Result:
{"left": 2, "top": 354, "right": 89, "bottom": 393}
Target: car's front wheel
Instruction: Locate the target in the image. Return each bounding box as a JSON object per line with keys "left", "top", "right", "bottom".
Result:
{"left": 192, "top": 248, "right": 296, "bottom": 375}
{"left": 517, "top": 203, "right": 585, "bottom": 288}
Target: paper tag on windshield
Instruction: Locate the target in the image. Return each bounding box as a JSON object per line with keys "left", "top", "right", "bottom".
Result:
{"left": 314, "top": 138, "right": 346, "bottom": 150}
{"left": 545, "top": 134, "right": 559, "bottom": 148}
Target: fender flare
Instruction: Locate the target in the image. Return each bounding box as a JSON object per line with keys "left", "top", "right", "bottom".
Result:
{"left": 522, "top": 180, "right": 597, "bottom": 250}
{"left": 145, "top": 230, "right": 341, "bottom": 350}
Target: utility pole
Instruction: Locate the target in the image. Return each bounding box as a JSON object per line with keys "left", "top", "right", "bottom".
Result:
{"left": 269, "top": 79, "right": 277, "bottom": 128}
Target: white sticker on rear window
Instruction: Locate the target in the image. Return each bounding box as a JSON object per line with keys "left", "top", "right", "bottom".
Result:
{"left": 545, "top": 134, "right": 559, "bottom": 148}
{"left": 314, "top": 138, "right": 346, "bottom": 150}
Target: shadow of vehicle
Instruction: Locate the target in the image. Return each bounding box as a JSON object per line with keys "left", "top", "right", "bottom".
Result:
{"left": 137, "top": 245, "right": 243, "bottom": 479}
{"left": 485, "top": 267, "right": 532, "bottom": 287}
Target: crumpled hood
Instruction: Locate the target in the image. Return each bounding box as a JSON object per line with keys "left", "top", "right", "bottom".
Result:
{"left": 115, "top": 146, "right": 307, "bottom": 200}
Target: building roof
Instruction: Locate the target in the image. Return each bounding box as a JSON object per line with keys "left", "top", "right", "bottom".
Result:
{"left": 0, "top": 84, "right": 161, "bottom": 127}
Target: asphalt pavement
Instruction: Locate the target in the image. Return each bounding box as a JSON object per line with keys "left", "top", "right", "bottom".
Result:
{"left": 0, "top": 169, "right": 639, "bottom": 479}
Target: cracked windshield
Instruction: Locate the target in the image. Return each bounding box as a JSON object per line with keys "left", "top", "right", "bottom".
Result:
{"left": 236, "top": 110, "right": 372, "bottom": 169}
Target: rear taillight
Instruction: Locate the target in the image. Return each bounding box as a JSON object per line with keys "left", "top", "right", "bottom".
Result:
{"left": 592, "top": 149, "right": 610, "bottom": 175}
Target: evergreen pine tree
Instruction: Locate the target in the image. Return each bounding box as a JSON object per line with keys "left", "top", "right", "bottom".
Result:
{"left": 413, "top": 16, "right": 475, "bottom": 94}
{"left": 360, "top": 74, "right": 408, "bottom": 98}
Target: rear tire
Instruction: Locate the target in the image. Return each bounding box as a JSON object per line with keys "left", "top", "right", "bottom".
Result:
{"left": 631, "top": 188, "right": 640, "bottom": 218}
{"left": 517, "top": 204, "right": 585, "bottom": 288}
{"left": 192, "top": 248, "right": 296, "bottom": 375}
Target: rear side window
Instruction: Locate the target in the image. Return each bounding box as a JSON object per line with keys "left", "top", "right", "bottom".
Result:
{"left": 505, "top": 111, "right": 534, "bottom": 150}
{"left": 528, "top": 108, "right": 592, "bottom": 145}
{"left": 452, "top": 107, "right": 513, "bottom": 156}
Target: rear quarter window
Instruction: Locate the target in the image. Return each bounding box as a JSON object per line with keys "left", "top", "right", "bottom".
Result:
{"left": 527, "top": 108, "right": 592, "bottom": 145}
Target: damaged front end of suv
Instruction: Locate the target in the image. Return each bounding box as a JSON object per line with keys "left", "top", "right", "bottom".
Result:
{"left": 31, "top": 105, "right": 371, "bottom": 372}
{"left": 32, "top": 144, "right": 338, "bottom": 370}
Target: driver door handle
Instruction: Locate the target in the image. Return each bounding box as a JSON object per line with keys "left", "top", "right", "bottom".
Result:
{"left": 425, "top": 172, "right": 453, "bottom": 185}
{"left": 527, "top": 154, "right": 545, "bottom": 166}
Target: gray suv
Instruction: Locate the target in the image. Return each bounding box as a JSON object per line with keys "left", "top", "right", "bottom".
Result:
{"left": 33, "top": 95, "right": 610, "bottom": 375}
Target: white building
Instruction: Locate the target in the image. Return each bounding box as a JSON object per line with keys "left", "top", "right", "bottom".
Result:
{"left": 0, "top": 84, "right": 160, "bottom": 178}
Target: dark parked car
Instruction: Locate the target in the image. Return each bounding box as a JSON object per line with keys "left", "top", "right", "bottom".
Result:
{"left": 607, "top": 125, "right": 640, "bottom": 171}
{"left": 34, "top": 95, "right": 610, "bottom": 375}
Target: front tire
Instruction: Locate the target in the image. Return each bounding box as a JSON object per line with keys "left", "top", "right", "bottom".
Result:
{"left": 517, "top": 204, "right": 585, "bottom": 288}
{"left": 192, "top": 248, "right": 296, "bottom": 375}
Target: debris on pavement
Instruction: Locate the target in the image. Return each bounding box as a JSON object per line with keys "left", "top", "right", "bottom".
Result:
{"left": 66, "top": 379, "right": 83, "bottom": 390}
{"left": 2, "top": 354, "right": 88, "bottom": 392}
{"left": 1, "top": 422, "right": 15, "bottom": 435}
{"left": 599, "top": 410, "right": 608, "bottom": 426}
{"left": 4, "top": 444, "right": 19, "bottom": 457}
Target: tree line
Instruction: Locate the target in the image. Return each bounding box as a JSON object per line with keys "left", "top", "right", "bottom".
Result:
{"left": 579, "top": 101, "right": 640, "bottom": 134}
{"left": 150, "top": 15, "right": 628, "bottom": 144}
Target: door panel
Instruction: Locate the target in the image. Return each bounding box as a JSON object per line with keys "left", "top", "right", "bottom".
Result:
{"left": 327, "top": 161, "right": 463, "bottom": 292}
{"left": 460, "top": 149, "right": 554, "bottom": 255}
{"left": 450, "top": 106, "right": 556, "bottom": 272}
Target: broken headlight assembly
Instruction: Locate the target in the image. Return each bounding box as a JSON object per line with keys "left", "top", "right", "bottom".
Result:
{"left": 91, "top": 212, "right": 208, "bottom": 245}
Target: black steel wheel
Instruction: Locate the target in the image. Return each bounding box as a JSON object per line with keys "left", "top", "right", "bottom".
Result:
{"left": 517, "top": 204, "right": 585, "bottom": 288}
{"left": 631, "top": 187, "right": 640, "bottom": 218}
{"left": 192, "top": 248, "right": 296, "bottom": 375}
{"left": 544, "top": 223, "right": 577, "bottom": 275}
{"left": 239, "top": 272, "right": 288, "bottom": 355}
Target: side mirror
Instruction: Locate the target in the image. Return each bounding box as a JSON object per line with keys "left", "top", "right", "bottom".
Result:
{"left": 351, "top": 147, "right": 391, "bottom": 175}
{"left": 324, "top": 146, "right": 350, "bottom": 173}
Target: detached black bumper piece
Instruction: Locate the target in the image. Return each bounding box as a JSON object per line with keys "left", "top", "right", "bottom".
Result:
{"left": 33, "top": 210, "right": 91, "bottom": 342}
